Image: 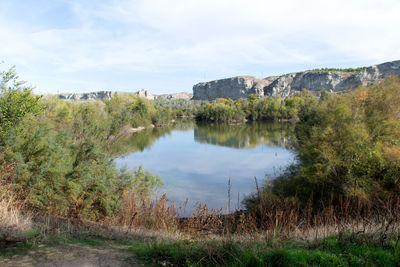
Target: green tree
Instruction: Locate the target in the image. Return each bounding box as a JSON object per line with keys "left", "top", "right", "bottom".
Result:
{"left": 0, "top": 66, "right": 42, "bottom": 140}
{"left": 272, "top": 77, "right": 400, "bottom": 205}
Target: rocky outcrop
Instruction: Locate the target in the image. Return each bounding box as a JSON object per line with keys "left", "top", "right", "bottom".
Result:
{"left": 263, "top": 71, "right": 356, "bottom": 97}
{"left": 193, "top": 76, "right": 269, "bottom": 100}
{"left": 134, "top": 89, "right": 155, "bottom": 100}
{"left": 156, "top": 92, "right": 193, "bottom": 100}
{"left": 192, "top": 60, "right": 400, "bottom": 100}
{"left": 58, "top": 89, "right": 192, "bottom": 101}
{"left": 59, "top": 89, "right": 156, "bottom": 101}
{"left": 58, "top": 91, "right": 116, "bottom": 100}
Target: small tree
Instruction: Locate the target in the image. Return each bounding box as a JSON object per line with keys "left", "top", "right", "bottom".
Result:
{"left": 0, "top": 66, "right": 42, "bottom": 140}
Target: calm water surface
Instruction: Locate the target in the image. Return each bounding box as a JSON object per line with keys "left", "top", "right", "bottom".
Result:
{"left": 114, "top": 121, "right": 296, "bottom": 212}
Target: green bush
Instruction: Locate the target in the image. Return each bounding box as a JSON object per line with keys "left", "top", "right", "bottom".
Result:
{"left": 270, "top": 77, "right": 400, "bottom": 206}
{"left": 0, "top": 66, "right": 165, "bottom": 220}
{"left": 0, "top": 66, "right": 42, "bottom": 141}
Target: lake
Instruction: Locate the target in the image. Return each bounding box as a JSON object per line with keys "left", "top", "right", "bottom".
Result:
{"left": 114, "top": 121, "right": 296, "bottom": 214}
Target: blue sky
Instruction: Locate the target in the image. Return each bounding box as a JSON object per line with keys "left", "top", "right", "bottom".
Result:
{"left": 1, "top": 0, "right": 399, "bottom": 94}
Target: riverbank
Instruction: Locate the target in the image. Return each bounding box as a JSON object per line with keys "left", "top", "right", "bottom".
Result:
{"left": 2, "top": 189, "right": 400, "bottom": 266}
{"left": 1, "top": 224, "right": 399, "bottom": 266}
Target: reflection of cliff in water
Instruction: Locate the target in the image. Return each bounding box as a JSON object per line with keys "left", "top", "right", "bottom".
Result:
{"left": 194, "top": 122, "right": 296, "bottom": 150}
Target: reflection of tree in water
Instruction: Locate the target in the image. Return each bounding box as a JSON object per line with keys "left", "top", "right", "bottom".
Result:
{"left": 194, "top": 122, "right": 296, "bottom": 150}
{"left": 110, "top": 120, "right": 295, "bottom": 157}
{"left": 109, "top": 120, "right": 195, "bottom": 157}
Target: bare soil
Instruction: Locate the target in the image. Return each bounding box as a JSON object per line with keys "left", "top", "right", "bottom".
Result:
{"left": 0, "top": 243, "right": 143, "bottom": 267}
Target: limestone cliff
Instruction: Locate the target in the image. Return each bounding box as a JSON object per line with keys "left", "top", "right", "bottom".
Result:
{"left": 156, "top": 92, "right": 193, "bottom": 100}
{"left": 58, "top": 89, "right": 191, "bottom": 101}
{"left": 193, "top": 76, "right": 269, "bottom": 100}
{"left": 134, "top": 89, "right": 155, "bottom": 100}
{"left": 192, "top": 60, "right": 400, "bottom": 100}
{"left": 58, "top": 91, "right": 116, "bottom": 100}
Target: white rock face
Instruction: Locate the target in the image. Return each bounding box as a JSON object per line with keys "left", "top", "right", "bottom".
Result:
{"left": 58, "top": 89, "right": 155, "bottom": 101}
{"left": 156, "top": 92, "right": 193, "bottom": 100}
{"left": 57, "top": 89, "right": 193, "bottom": 101}
{"left": 134, "top": 89, "right": 155, "bottom": 100}
{"left": 264, "top": 71, "right": 355, "bottom": 97}
{"left": 193, "top": 76, "right": 270, "bottom": 100}
{"left": 58, "top": 91, "right": 115, "bottom": 100}
{"left": 193, "top": 60, "right": 400, "bottom": 100}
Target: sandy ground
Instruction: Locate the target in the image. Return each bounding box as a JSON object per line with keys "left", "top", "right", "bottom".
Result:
{"left": 0, "top": 243, "right": 144, "bottom": 267}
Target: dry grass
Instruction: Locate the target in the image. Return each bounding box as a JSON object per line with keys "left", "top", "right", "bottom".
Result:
{"left": 241, "top": 193, "right": 400, "bottom": 242}
{"left": 2, "top": 175, "right": 399, "bottom": 246}
{"left": 0, "top": 161, "right": 32, "bottom": 242}
{"left": 113, "top": 187, "right": 400, "bottom": 244}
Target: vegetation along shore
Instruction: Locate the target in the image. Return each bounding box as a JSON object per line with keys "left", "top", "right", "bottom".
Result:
{"left": 1, "top": 64, "right": 400, "bottom": 266}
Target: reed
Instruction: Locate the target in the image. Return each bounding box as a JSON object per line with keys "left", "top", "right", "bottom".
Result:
{"left": 114, "top": 185, "right": 400, "bottom": 244}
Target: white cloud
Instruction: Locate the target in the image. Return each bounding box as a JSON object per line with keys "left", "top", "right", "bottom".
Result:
{"left": 0, "top": 0, "right": 399, "bottom": 93}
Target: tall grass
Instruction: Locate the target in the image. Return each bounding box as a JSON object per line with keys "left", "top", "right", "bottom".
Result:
{"left": 0, "top": 158, "right": 31, "bottom": 242}
{"left": 112, "top": 186, "right": 400, "bottom": 244}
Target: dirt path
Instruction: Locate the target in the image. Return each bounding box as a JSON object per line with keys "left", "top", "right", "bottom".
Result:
{"left": 0, "top": 243, "right": 144, "bottom": 267}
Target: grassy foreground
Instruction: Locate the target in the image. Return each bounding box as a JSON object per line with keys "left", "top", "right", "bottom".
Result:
{"left": 2, "top": 231, "right": 399, "bottom": 266}
{"left": 130, "top": 236, "right": 400, "bottom": 266}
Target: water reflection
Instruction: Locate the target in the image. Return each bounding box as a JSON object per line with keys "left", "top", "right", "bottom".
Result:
{"left": 195, "top": 122, "right": 296, "bottom": 150}
{"left": 109, "top": 121, "right": 196, "bottom": 157}
{"left": 114, "top": 121, "right": 296, "bottom": 213}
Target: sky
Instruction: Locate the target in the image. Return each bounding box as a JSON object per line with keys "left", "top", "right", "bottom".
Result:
{"left": 0, "top": 0, "right": 399, "bottom": 95}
